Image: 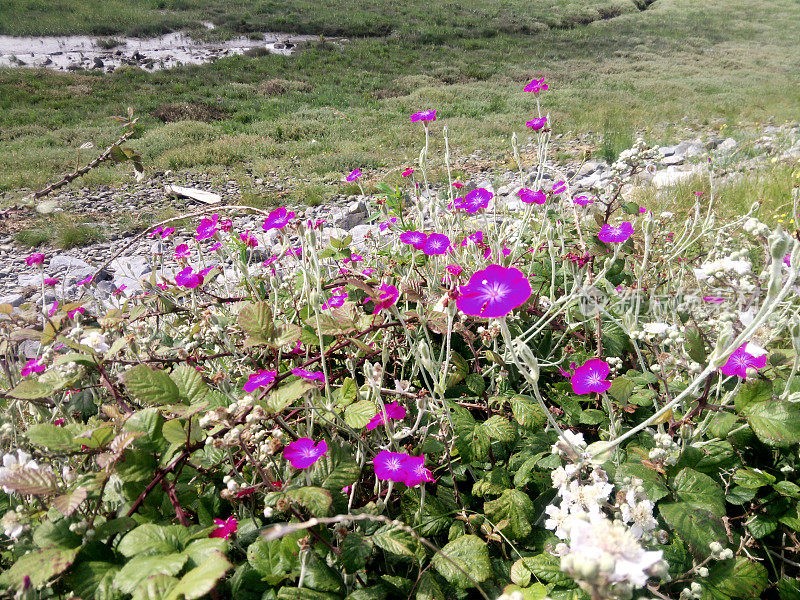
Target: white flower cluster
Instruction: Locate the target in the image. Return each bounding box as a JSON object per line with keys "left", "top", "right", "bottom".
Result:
{"left": 79, "top": 331, "right": 111, "bottom": 353}
{"left": 742, "top": 217, "right": 771, "bottom": 237}
{"left": 544, "top": 439, "right": 667, "bottom": 600}
{"left": 0, "top": 450, "right": 41, "bottom": 494}
{"left": 648, "top": 432, "right": 679, "bottom": 467}
{"left": 1, "top": 508, "right": 25, "bottom": 540}
{"left": 693, "top": 257, "right": 751, "bottom": 282}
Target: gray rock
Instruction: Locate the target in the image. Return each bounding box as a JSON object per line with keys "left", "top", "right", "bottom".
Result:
{"left": 110, "top": 255, "right": 152, "bottom": 279}
{"left": 0, "top": 293, "right": 24, "bottom": 307}
{"left": 717, "top": 138, "right": 737, "bottom": 153}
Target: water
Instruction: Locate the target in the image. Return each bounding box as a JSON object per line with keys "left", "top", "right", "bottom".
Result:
{"left": 0, "top": 31, "right": 319, "bottom": 72}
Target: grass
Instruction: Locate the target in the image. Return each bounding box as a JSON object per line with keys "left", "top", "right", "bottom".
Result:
{"left": 0, "top": 0, "right": 799, "bottom": 208}
{"left": 15, "top": 214, "right": 107, "bottom": 249}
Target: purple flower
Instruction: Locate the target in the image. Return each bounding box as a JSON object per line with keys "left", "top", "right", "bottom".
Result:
{"left": 322, "top": 292, "right": 348, "bottom": 310}
{"left": 455, "top": 187, "right": 493, "bottom": 213}
{"left": 523, "top": 78, "right": 548, "bottom": 94}
{"left": 195, "top": 214, "right": 219, "bottom": 241}
{"left": 785, "top": 254, "right": 792, "bottom": 267}
{"left": 263, "top": 207, "right": 295, "bottom": 231}
{"left": 552, "top": 180, "right": 567, "bottom": 194}
{"left": 366, "top": 402, "right": 407, "bottom": 430}
{"left": 346, "top": 169, "right": 362, "bottom": 182}
{"left": 720, "top": 344, "right": 767, "bottom": 379}
{"left": 113, "top": 285, "right": 127, "bottom": 297}
{"left": 703, "top": 296, "right": 725, "bottom": 303}
{"left": 422, "top": 233, "right": 451, "bottom": 256}
{"left": 402, "top": 454, "right": 435, "bottom": 487}
{"left": 77, "top": 275, "right": 93, "bottom": 286}
{"left": 21, "top": 358, "right": 46, "bottom": 377}
{"left": 68, "top": 306, "right": 85, "bottom": 319}
{"left": 638, "top": 206, "right": 647, "bottom": 214}
{"left": 598, "top": 222, "right": 634, "bottom": 243}
{"left": 571, "top": 359, "right": 612, "bottom": 395}
{"left": 372, "top": 283, "right": 399, "bottom": 314}
{"left": 25, "top": 253, "right": 46, "bottom": 266}
{"left": 518, "top": 188, "right": 547, "bottom": 205}
{"left": 574, "top": 195, "right": 594, "bottom": 206}
{"left": 209, "top": 516, "right": 237, "bottom": 540}
{"left": 292, "top": 368, "right": 326, "bottom": 383}
{"left": 174, "top": 244, "right": 190, "bottom": 259}
{"left": 402, "top": 167, "right": 414, "bottom": 177}
{"left": 48, "top": 301, "right": 58, "bottom": 316}
{"left": 284, "top": 438, "right": 328, "bottom": 469}
{"left": 410, "top": 109, "right": 436, "bottom": 122}
{"left": 457, "top": 265, "right": 532, "bottom": 318}
{"left": 373, "top": 450, "right": 409, "bottom": 483}
{"left": 44, "top": 278, "right": 59, "bottom": 286}
{"left": 526, "top": 117, "right": 548, "bottom": 131}
{"left": 209, "top": 242, "right": 222, "bottom": 251}
{"left": 400, "top": 230, "right": 428, "bottom": 249}
{"left": 243, "top": 369, "right": 277, "bottom": 392}
{"left": 239, "top": 231, "right": 258, "bottom": 247}
{"left": 161, "top": 227, "right": 176, "bottom": 238}
{"left": 175, "top": 266, "right": 213, "bottom": 289}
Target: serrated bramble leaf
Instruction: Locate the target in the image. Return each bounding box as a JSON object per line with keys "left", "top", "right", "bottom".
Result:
{"left": 672, "top": 468, "right": 726, "bottom": 517}
{"left": 0, "top": 466, "right": 59, "bottom": 496}
{"left": 371, "top": 525, "right": 416, "bottom": 557}
{"left": 482, "top": 415, "right": 516, "bottom": 442}
{"left": 171, "top": 364, "right": 208, "bottom": 403}
{"left": 165, "top": 551, "right": 231, "bottom": 600}
{"left": 53, "top": 486, "right": 88, "bottom": 517}
{"left": 484, "top": 489, "right": 536, "bottom": 539}
{"left": 123, "top": 364, "right": 181, "bottom": 405}
{"left": 345, "top": 400, "right": 377, "bottom": 428}
{"left": 659, "top": 502, "right": 727, "bottom": 559}
{"left": 113, "top": 554, "right": 187, "bottom": 594}
{"left": 0, "top": 546, "right": 80, "bottom": 590}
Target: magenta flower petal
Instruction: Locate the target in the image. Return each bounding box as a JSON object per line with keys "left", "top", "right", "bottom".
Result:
{"left": 174, "top": 244, "right": 190, "bottom": 259}
{"left": 551, "top": 180, "right": 567, "bottom": 194}
{"left": 366, "top": 402, "right": 406, "bottom": 430}
{"left": 598, "top": 222, "right": 634, "bottom": 243}
{"left": 373, "top": 450, "right": 409, "bottom": 483}
{"left": 402, "top": 454, "right": 435, "bottom": 487}
{"left": 292, "top": 368, "right": 326, "bottom": 383}
{"left": 372, "top": 283, "right": 399, "bottom": 314}
{"left": 523, "top": 78, "right": 548, "bottom": 94}
{"left": 243, "top": 369, "right": 277, "bottom": 392}
{"left": 518, "top": 188, "right": 547, "bottom": 205}
{"left": 346, "top": 169, "right": 362, "bottom": 182}
{"left": 263, "top": 207, "right": 296, "bottom": 231}
{"left": 422, "top": 233, "right": 451, "bottom": 256}
{"left": 570, "top": 359, "right": 612, "bottom": 395}
{"left": 456, "top": 265, "right": 532, "bottom": 318}
{"left": 195, "top": 214, "right": 219, "bottom": 241}
{"left": 455, "top": 188, "right": 493, "bottom": 214}
{"left": 400, "top": 230, "right": 428, "bottom": 249}
{"left": 209, "top": 516, "right": 238, "bottom": 539}
{"left": 402, "top": 167, "right": 414, "bottom": 177}
{"left": 284, "top": 438, "right": 328, "bottom": 469}
{"left": 574, "top": 195, "right": 594, "bottom": 206}
{"left": 526, "top": 117, "right": 548, "bottom": 131}
{"left": 720, "top": 344, "right": 768, "bottom": 379}
{"left": 410, "top": 109, "right": 436, "bottom": 122}
{"left": 25, "top": 253, "right": 46, "bottom": 266}
{"left": 21, "top": 358, "right": 46, "bottom": 377}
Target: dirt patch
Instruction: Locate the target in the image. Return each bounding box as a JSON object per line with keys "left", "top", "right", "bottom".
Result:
{"left": 152, "top": 102, "right": 227, "bottom": 123}
{"left": 258, "top": 78, "right": 312, "bottom": 96}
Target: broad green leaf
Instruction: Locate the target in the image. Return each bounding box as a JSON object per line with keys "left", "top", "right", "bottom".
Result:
{"left": 778, "top": 578, "right": 800, "bottom": 600}
{"left": 482, "top": 415, "right": 516, "bottom": 442}
{"left": 33, "top": 518, "right": 82, "bottom": 549}
{"left": 484, "top": 489, "right": 536, "bottom": 539}
{"left": 0, "top": 546, "right": 80, "bottom": 591}
{"left": 171, "top": 364, "right": 208, "bottom": 403}
{"left": 304, "top": 552, "right": 345, "bottom": 594}
{"left": 183, "top": 538, "right": 228, "bottom": 568}
{"left": 614, "top": 462, "right": 669, "bottom": 502}
{"left": 341, "top": 532, "right": 372, "bottom": 573}
{"left": 465, "top": 373, "right": 486, "bottom": 396}
{"left": 672, "top": 468, "right": 726, "bottom": 517}
{"left": 337, "top": 377, "right": 358, "bottom": 407}
{"left": 607, "top": 378, "right": 634, "bottom": 403}
{"left": 446, "top": 352, "right": 469, "bottom": 387}
{"left": 734, "top": 380, "right": 774, "bottom": 411}
{"left": 285, "top": 486, "right": 333, "bottom": 516}
{"left": 0, "top": 465, "right": 58, "bottom": 496}
{"left": 53, "top": 486, "right": 88, "bottom": 517}
{"left": 131, "top": 574, "right": 178, "bottom": 600}
{"left": 345, "top": 400, "right": 377, "bottom": 429}
{"left": 7, "top": 378, "right": 54, "bottom": 400}
{"left": 26, "top": 423, "right": 78, "bottom": 450}
{"left": 123, "top": 364, "right": 181, "bottom": 405}
{"left": 267, "top": 378, "right": 317, "bottom": 413}
{"left": 238, "top": 302, "right": 273, "bottom": 337}
{"left": 165, "top": 551, "right": 231, "bottom": 600}
{"left": 370, "top": 525, "right": 416, "bottom": 557}
{"left": 704, "top": 557, "right": 768, "bottom": 600}
{"left": 739, "top": 399, "right": 800, "bottom": 448}
{"left": 67, "top": 561, "right": 120, "bottom": 600}
{"left": 416, "top": 572, "right": 445, "bottom": 600}
{"left": 684, "top": 325, "right": 707, "bottom": 363}
{"left": 113, "top": 554, "right": 187, "bottom": 594}
{"left": 659, "top": 502, "right": 727, "bottom": 559}
{"left": 276, "top": 588, "right": 339, "bottom": 600}
{"left": 507, "top": 395, "right": 547, "bottom": 429}
{"left": 118, "top": 523, "right": 191, "bottom": 557}
{"left": 732, "top": 467, "right": 776, "bottom": 488}
{"left": 510, "top": 559, "right": 532, "bottom": 587}
{"left": 747, "top": 514, "right": 778, "bottom": 538}
{"left": 519, "top": 554, "right": 573, "bottom": 587}
{"left": 313, "top": 444, "right": 360, "bottom": 492}
{"left": 432, "top": 534, "right": 491, "bottom": 589}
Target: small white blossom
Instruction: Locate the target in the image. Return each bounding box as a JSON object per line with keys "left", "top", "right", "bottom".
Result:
{"left": 80, "top": 331, "right": 111, "bottom": 353}
{"left": 1, "top": 510, "right": 24, "bottom": 540}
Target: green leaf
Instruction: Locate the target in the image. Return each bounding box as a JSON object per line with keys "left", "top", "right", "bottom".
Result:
{"left": 0, "top": 546, "right": 80, "bottom": 591}
{"left": 33, "top": 518, "right": 82, "bottom": 549}
{"left": 67, "top": 561, "right": 120, "bottom": 600}
{"left": 465, "top": 373, "right": 486, "bottom": 396}
{"left": 747, "top": 514, "right": 778, "bottom": 538}
{"left": 113, "top": 554, "right": 187, "bottom": 594}
{"left": 518, "top": 554, "right": 573, "bottom": 586}
{"left": 739, "top": 399, "right": 800, "bottom": 448}
{"left": 132, "top": 574, "right": 178, "bottom": 600}
{"left": 482, "top": 415, "right": 516, "bottom": 442}
{"left": 704, "top": 557, "right": 768, "bottom": 600}
{"left": 659, "top": 502, "right": 727, "bottom": 559}
{"left": 165, "top": 551, "right": 231, "bottom": 600}
{"left": 607, "top": 378, "right": 635, "bottom": 403}
{"left": 672, "top": 468, "right": 726, "bottom": 517}
{"left": 446, "top": 352, "right": 469, "bottom": 387}
{"left": 615, "top": 462, "right": 669, "bottom": 502}
{"left": 53, "top": 486, "right": 88, "bottom": 517}
{"left": 0, "top": 465, "right": 58, "bottom": 496}
{"left": 337, "top": 377, "right": 358, "bottom": 407}
{"left": 183, "top": 538, "right": 228, "bottom": 568}
{"left": 341, "top": 532, "right": 372, "bottom": 573}
{"left": 26, "top": 423, "right": 78, "bottom": 450}
{"left": 484, "top": 489, "right": 536, "bottom": 539}
{"left": 7, "top": 378, "right": 54, "bottom": 400}
{"left": 734, "top": 380, "right": 774, "bottom": 411}
{"left": 432, "top": 534, "right": 491, "bottom": 589}
{"left": 118, "top": 524, "right": 190, "bottom": 557}
{"left": 416, "top": 572, "right": 445, "bottom": 600}
{"left": 733, "top": 467, "right": 776, "bottom": 488}
{"left": 345, "top": 400, "right": 377, "bottom": 428}
{"left": 267, "top": 378, "right": 317, "bottom": 413}
{"left": 774, "top": 481, "right": 800, "bottom": 498}
{"left": 313, "top": 445, "right": 360, "bottom": 492}
{"left": 601, "top": 320, "right": 629, "bottom": 356}
{"left": 578, "top": 409, "right": 607, "bottom": 425}
{"left": 684, "top": 326, "right": 708, "bottom": 363}
{"left": 123, "top": 364, "right": 181, "bottom": 405}
{"left": 247, "top": 535, "right": 300, "bottom": 579}
{"left": 285, "top": 486, "right": 333, "bottom": 516}
{"left": 304, "top": 552, "right": 345, "bottom": 594}
{"left": 507, "top": 395, "right": 547, "bottom": 429}
{"left": 171, "top": 364, "right": 208, "bottom": 403}
{"left": 238, "top": 301, "right": 274, "bottom": 337}
{"left": 370, "top": 525, "right": 416, "bottom": 557}
{"left": 778, "top": 578, "right": 800, "bottom": 600}
{"left": 276, "top": 588, "right": 339, "bottom": 600}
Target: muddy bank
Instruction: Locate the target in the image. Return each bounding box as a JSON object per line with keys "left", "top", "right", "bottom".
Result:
{"left": 0, "top": 31, "right": 322, "bottom": 72}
